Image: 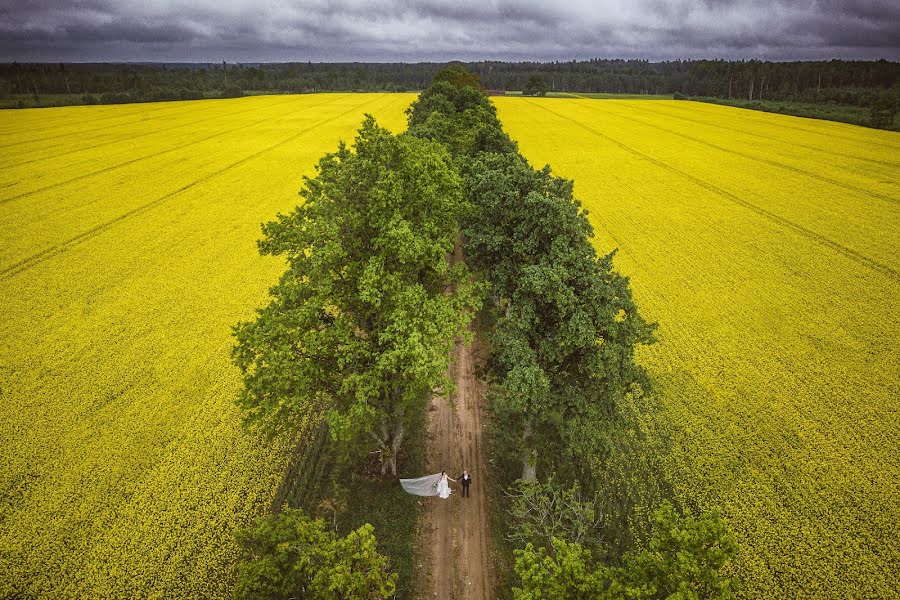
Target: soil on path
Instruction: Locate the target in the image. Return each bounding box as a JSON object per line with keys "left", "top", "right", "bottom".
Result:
{"left": 416, "top": 335, "right": 494, "bottom": 600}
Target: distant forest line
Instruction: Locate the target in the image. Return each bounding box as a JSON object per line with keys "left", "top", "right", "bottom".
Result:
{"left": 2, "top": 59, "right": 898, "bottom": 128}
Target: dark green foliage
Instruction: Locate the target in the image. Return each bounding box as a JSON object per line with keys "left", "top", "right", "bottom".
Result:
{"left": 431, "top": 62, "right": 485, "bottom": 90}
{"left": 523, "top": 75, "right": 548, "bottom": 97}
{"left": 869, "top": 93, "right": 898, "bottom": 128}
{"left": 408, "top": 67, "right": 656, "bottom": 484}
{"left": 3, "top": 60, "right": 895, "bottom": 132}
{"left": 2, "top": 60, "right": 895, "bottom": 103}
{"left": 406, "top": 65, "right": 737, "bottom": 600}
{"left": 405, "top": 76, "right": 518, "bottom": 157}
{"left": 673, "top": 91, "right": 688, "bottom": 100}
{"left": 221, "top": 85, "right": 245, "bottom": 98}
{"left": 692, "top": 95, "right": 900, "bottom": 130}
{"left": 463, "top": 151, "right": 655, "bottom": 481}
{"left": 513, "top": 502, "right": 739, "bottom": 600}
{"left": 234, "top": 509, "right": 397, "bottom": 600}
{"left": 232, "top": 116, "right": 478, "bottom": 475}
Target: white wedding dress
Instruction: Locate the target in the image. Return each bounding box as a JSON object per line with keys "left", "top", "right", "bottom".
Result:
{"left": 400, "top": 472, "right": 452, "bottom": 498}
{"left": 436, "top": 474, "right": 452, "bottom": 499}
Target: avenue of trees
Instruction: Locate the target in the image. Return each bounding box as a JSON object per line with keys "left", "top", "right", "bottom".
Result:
{"left": 230, "top": 65, "right": 737, "bottom": 598}
{"left": 231, "top": 106, "right": 479, "bottom": 598}
{"left": 232, "top": 116, "right": 478, "bottom": 478}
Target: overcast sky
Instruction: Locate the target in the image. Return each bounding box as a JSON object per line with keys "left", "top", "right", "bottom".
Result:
{"left": 1, "top": 0, "right": 898, "bottom": 63}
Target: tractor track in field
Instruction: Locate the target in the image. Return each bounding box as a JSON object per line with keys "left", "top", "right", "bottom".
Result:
{"left": 1, "top": 96, "right": 301, "bottom": 170}
{"left": 0, "top": 94, "right": 396, "bottom": 280}
{"left": 0, "top": 101, "right": 185, "bottom": 137}
{"left": 661, "top": 100, "right": 900, "bottom": 150}
{"left": 0, "top": 100, "right": 224, "bottom": 148}
{"left": 0, "top": 94, "right": 348, "bottom": 205}
{"left": 609, "top": 100, "right": 900, "bottom": 169}
{"left": 526, "top": 99, "right": 899, "bottom": 283}
{"left": 579, "top": 100, "right": 900, "bottom": 206}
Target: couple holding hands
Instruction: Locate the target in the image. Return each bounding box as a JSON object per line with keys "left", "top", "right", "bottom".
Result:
{"left": 400, "top": 469, "right": 472, "bottom": 499}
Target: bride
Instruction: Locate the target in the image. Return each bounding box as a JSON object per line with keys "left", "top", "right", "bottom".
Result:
{"left": 435, "top": 471, "right": 452, "bottom": 499}
{"left": 399, "top": 470, "right": 452, "bottom": 498}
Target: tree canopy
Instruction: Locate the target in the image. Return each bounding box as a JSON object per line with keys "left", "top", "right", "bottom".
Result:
{"left": 523, "top": 75, "right": 549, "bottom": 96}
{"left": 463, "top": 152, "right": 656, "bottom": 481}
{"left": 513, "top": 502, "right": 739, "bottom": 600}
{"left": 234, "top": 509, "right": 397, "bottom": 600}
{"left": 232, "top": 116, "right": 478, "bottom": 475}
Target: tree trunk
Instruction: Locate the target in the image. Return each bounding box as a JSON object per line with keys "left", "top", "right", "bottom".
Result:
{"left": 521, "top": 420, "right": 537, "bottom": 481}
{"left": 521, "top": 453, "right": 537, "bottom": 481}
{"left": 373, "top": 419, "right": 404, "bottom": 477}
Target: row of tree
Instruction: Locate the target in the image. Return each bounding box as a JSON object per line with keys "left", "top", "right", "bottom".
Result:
{"left": 3, "top": 59, "right": 896, "bottom": 105}
{"left": 403, "top": 65, "right": 738, "bottom": 598}
{"left": 229, "top": 65, "right": 738, "bottom": 598}
{"left": 229, "top": 69, "right": 484, "bottom": 598}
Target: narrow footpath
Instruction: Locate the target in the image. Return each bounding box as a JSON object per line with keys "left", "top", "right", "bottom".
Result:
{"left": 416, "top": 334, "right": 493, "bottom": 599}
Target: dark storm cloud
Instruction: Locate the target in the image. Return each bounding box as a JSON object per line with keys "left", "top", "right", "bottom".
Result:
{"left": 0, "top": 0, "right": 897, "bottom": 62}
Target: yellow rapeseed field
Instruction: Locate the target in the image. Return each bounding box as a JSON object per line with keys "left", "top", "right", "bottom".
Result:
{"left": 0, "top": 93, "right": 415, "bottom": 598}
{"left": 495, "top": 97, "right": 900, "bottom": 598}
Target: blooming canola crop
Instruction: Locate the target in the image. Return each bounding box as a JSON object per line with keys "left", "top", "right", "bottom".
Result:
{"left": 495, "top": 97, "right": 900, "bottom": 599}
{"left": 0, "top": 93, "right": 415, "bottom": 598}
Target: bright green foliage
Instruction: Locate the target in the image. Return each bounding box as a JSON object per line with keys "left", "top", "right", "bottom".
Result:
{"left": 514, "top": 538, "right": 609, "bottom": 600}
{"left": 463, "top": 151, "right": 655, "bottom": 480}
{"left": 611, "top": 502, "right": 739, "bottom": 599}
{"left": 232, "top": 115, "right": 479, "bottom": 474}
{"left": 234, "top": 509, "right": 397, "bottom": 600}
{"left": 513, "top": 502, "right": 738, "bottom": 600}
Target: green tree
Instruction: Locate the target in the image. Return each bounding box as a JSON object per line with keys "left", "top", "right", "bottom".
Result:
{"left": 405, "top": 77, "right": 518, "bottom": 157}
{"left": 234, "top": 509, "right": 397, "bottom": 599}
{"left": 523, "top": 75, "right": 549, "bottom": 97}
{"left": 431, "top": 62, "right": 485, "bottom": 90}
{"left": 514, "top": 537, "right": 609, "bottom": 600}
{"left": 232, "top": 116, "right": 478, "bottom": 475}
{"left": 869, "top": 93, "right": 897, "bottom": 129}
{"left": 513, "top": 502, "right": 738, "bottom": 599}
{"left": 462, "top": 152, "right": 655, "bottom": 481}
{"left": 505, "top": 479, "right": 604, "bottom": 555}
{"left": 610, "top": 502, "right": 739, "bottom": 599}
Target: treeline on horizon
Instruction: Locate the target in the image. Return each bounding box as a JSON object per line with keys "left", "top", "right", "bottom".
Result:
{"left": 2, "top": 58, "right": 897, "bottom": 105}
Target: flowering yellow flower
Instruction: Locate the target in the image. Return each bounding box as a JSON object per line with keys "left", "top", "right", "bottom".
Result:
{"left": 495, "top": 96, "right": 900, "bottom": 599}
{"left": 0, "top": 93, "right": 415, "bottom": 598}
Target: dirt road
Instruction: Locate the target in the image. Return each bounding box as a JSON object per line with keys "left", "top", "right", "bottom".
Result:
{"left": 416, "top": 335, "right": 493, "bottom": 600}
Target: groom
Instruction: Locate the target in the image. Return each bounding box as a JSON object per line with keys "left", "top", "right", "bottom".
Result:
{"left": 456, "top": 470, "right": 472, "bottom": 498}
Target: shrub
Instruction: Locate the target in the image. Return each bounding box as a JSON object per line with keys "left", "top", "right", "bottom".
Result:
{"left": 234, "top": 508, "right": 397, "bottom": 600}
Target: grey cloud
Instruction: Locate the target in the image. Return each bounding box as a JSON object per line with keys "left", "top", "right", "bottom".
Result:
{"left": 0, "top": 0, "right": 897, "bottom": 62}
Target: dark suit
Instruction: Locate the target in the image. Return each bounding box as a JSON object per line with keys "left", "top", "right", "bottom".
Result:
{"left": 457, "top": 473, "right": 472, "bottom": 497}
